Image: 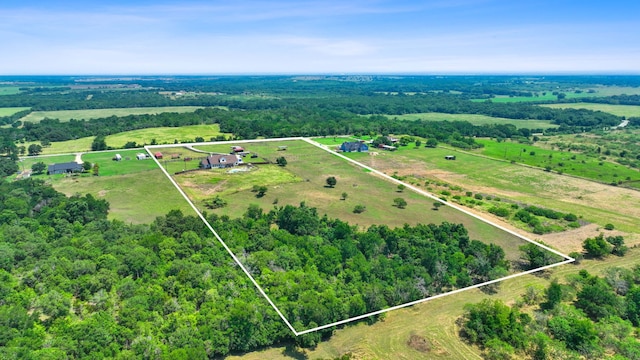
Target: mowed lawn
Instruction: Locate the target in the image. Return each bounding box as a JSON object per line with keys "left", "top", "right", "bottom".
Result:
{"left": 541, "top": 103, "right": 640, "bottom": 118}
{"left": 0, "top": 107, "right": 30, "bottom": 116}
{"left": 386, "top": 112, "right": 557, "bottom": 129}
{"left": 24, "top": 124, "right": 229, "bottom": 155}
{"left": 19, "top": 106, "right": 208, "bottom": 123}
{"left": 348, "top": 146, "right": 640, "bottom": 234}
{"left": 174, "top": 140, "right": 538, "bottom": 263}
{"left": 26, "top": 150, "right": 191, "bottom": 224}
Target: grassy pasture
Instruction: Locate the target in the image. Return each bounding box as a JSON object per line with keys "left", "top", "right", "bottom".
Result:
{"left": 23, "top": 124, "right": 229, "bottom": 155}
{"left": 19, "top": 106, "right": 208, "bottom": 123}
{"left": 22, "top": 150, "right": 190, "bottom": 224}
{"left": 541, "top": 103, "right": 640, "bottom": 118}
{"left": 474, "top": 138, "right": 640, "bottom": 187}
{"left": 0, "top": 107, "right": 30, "bottom": 116}
{"left": 346, "top": 146, "right": 640, "bottom": 234}
{"left": 472, "top": 86, "right": 640, "bottom": 103}
{"left": 0, "top": 86, "right": 21, "bottom": 96}
{"left": 387, "top": 112, "right": 557, "bottom": 129}
{"left": 172, "top": 140, "right": 547, "bottom": 263}
{"left": 233, "top": 248, "right": 640, "bottom": 360}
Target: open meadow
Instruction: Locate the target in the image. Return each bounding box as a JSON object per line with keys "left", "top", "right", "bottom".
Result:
{"left": 24, "top": 149, "right": 191, "bottom": 224}
{"left": 473, "top": 138, "right": 640, "bottom": 188}
{"left": 472, "top": 86, "right": 640, "bottom": 103}
{"left": 541, "top": 102, "right": 640, "bottom": 118}
{"left": 0, "top": 106, "right": 30, "bottom": 116}
{"left": 18, "top": 106, "right": 208, "bottom": 123}
{"left": 0, "top": 86, "right": 21, "bottom": 95}
{"left": 169, "top": 140, "right": 558, "bottom": 263}
{"left": 24, "top": 124, "right": 229, "bottom": 155}
{"left": 386, "top": 112, "right": 557, "bottom": 129}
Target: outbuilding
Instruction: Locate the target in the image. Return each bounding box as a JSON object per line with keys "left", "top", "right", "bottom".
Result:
{"left": 154, "top": 152, "right": 163, "bottom": 159}
{"left": 445, "top": 155, "right": 456, "bottom": 160}
{"left": 113, "top": 154, "right": 122, "bottom": 161}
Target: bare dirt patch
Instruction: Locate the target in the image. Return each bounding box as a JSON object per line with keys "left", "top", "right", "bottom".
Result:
{"left": 407, "top": 334, "right": 431, "bottom": 353}
{"left": 97, "top": 190, "right": 108, "bottom": 197}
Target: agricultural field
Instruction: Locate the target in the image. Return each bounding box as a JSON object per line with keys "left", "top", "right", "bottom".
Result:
{"left": 0, "top": 86, "right": 21, "bottom": 95}
{"left": 18, "top": 106, "right": 208, "bottom": 123}
{"left": 23, "top": 124, "right": 229, "bottom": 155}
{"left": 169, "top": 140, "right": 558, "bottom": 263}
{"left": 472, "top": 138, "right": 640, "bottom": 188}
{"left": 343, "top": 145, "right": 640, "bottom": 241}
{"left": 472, "top": 86, "right": 640, "bottom": 103}
{"left": 23, "top": 149, "right": 190, "bottom": 223}
{"left": 385, "top": 112, "right": 557, "bottom": 129}
{"left": 542, "top": 103, "right": 640, "bottom": 118}
{"left": 0, "top": 106, "right": 30, "bottom": 116}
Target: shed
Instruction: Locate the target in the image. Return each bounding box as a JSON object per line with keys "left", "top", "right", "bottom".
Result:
{"left": 47, "top": 162, "right": 83, "bottom": 175}
{"left": 445, "top": 155, "right": 456, "bottom": 160}
{"left": 113, "top": 154, "right": 122, "bottom": 161}
{"left": 136, "top": 153, "right": 147, "bottom": 160}
{"left": 154, "top": 152, "right": 163, "bottom": 159}
{"left": 231, "top": 146, "right": 244, "bottom": 153}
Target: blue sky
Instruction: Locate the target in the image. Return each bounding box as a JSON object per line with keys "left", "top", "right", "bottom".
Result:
{"left": 1, "top": 0, "right": 638, "bottom": 74}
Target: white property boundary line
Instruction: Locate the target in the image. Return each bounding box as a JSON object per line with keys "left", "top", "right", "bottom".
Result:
{"left": 146, "top": 137, "right": 573, "bottom": 336}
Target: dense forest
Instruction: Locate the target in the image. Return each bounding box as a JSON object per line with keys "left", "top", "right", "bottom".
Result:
{"left": 0, "top": 179, "right": 515, "bottom": 358}
{"left": 461, "top": 269, "right": 640, "bottom": 359}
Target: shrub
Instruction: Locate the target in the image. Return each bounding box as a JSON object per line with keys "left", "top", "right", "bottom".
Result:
{"left": 604, "top": 223, "right": 615, "bottom": 230}
{"left": 488, "top": 207, "right": 510, "bottom": 218}
{"left": 474, "top": 193, "right": 483, "bottom": 200}
{"left": 353, "top": 205, "right": 366, "bottom": 214}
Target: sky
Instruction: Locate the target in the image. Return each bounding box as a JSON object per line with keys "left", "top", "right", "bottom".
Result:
{"left": 1, "top": 0, "right": 639, "bottom": 74}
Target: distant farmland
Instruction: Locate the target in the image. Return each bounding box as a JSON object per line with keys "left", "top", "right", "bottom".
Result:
{"left": 541, "top": 103, "right": 640, "bottom": 118}
{"left": 19, "top": 106, "right": 211, "bottom": 123}
{"left": 385, "top": 112, "right": 557, "bottom": 129}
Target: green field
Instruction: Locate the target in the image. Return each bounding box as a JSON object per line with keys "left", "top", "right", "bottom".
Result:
{"left": 24, "top": 124, "right": 229, "bottom": 155}
{"left": 19, "top": 106, "right": 209, "bottom": 123}
{"left": 171, "top": 140, "right": 545, "bottom": 263}
{"left": 386, "top": 112, "right": 557, "bottom": 129}
{"left": 344, "top": 146, "right": 640, "bottom": 234}
{"left": 0, "top": 107, "right": 30, "bottom": 116}
{"left": 23, "top": 149, "right": 190, "bottom": 223}
{"left": 542, "top": 103, "right": 640, "bottom": 118}
{"left": 0, "top": 86, "right": 21, "bottom": 96}
{"left": 472, "top": 86, "right": 640, "bottom": 103}
{"left": 474, "top": 138, "right": 640, "bottom": 187}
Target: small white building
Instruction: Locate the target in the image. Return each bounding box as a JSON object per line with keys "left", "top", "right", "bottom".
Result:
{"left": 114, "top": 154, "right": 122, "bottom": 161}
{"left": 136, "top": 153, "right": 147, "bottom": 160}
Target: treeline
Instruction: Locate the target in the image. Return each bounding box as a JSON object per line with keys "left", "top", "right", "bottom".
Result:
{"left": 213, "top": 203, "right": 510, "bottom": 339}
{"left": 460, "top": 268, "right": 640, "bottom": 359}
{"left": 0, "top": 180, "right": 511, "bottom": 358}
{"left": 0, "top": 109, "right": 31, "bottom": 126}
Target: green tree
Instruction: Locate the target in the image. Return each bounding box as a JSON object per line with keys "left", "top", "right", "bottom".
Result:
{"left": 425, "top": 138, "right": 438, "bottom": 148}
{"left": 31, "top": 161, "right": 46, "bottom": 174}
{"left": 27, "top": 144, "right": 42, "bottom": 156}
{"left": 92, "top": 163, "right": 100, "bottom": 176}
{"left": 82, "top": 161, "right": 92, "bottom": 171}
{"left": 433, "top": 202, "right": 442, "bottom": 210}
{"left": 397, "top": 184, "right": 406, "bottom": 192}
{"left": 353, "top": 204, "right": 366, "bottom": 213}
{"left": 0, "top": 157, "right": 18, "bottom": 177}
{"left": 393, "top": 197, "right": 407, "bottom": 209}
{"left": 415, "top": 139, "right": 422, "bottom": 147}
{"left": 583, "top": 233, "right": 612, "bottom": 258}
{"left": 326, "top": 176, "right": 337, "bottom": 188}
{"left": 276, "top": 156, "right": 287, "bottom": 167}
{"left": 91, "top": 136, "right": 107, "bottom": 151}
{"left": 341, "top": 192, "right": 348, "bottom": 200}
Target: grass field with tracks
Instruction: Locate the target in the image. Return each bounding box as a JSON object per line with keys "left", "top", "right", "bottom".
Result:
{"left": 541, "top": 103, "right": 640, "bottom": 118}
{"left": 19, "top": 106, "right": 209, "bottom": 123}
{"left": 170, "top": 140, "right": 549, "bottom": 263}
{"left": 386, "top": 112, "right": 557, "bottom": 129}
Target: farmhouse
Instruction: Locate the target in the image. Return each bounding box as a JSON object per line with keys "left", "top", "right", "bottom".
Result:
{"left": 48, "top": 162, "right": 83, "bottom": 175}
{"left": 445, "top": 155, "right": 456, "bottom": 160}
{"left": 340, "top": 141, "right": 369, "bottom": 152}
{"left": 200, "top": 154, "right": 243, "bottom": 169}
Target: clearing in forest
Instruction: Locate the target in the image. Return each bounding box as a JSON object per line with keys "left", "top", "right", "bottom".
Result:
{"left": 149, "top": 138, "right": 572, "bottom": 335}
